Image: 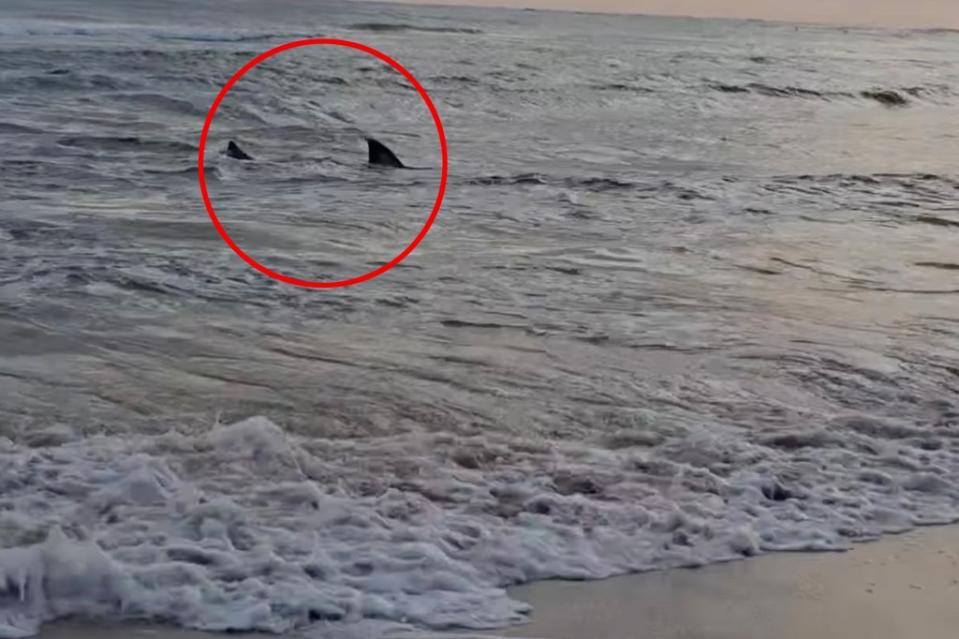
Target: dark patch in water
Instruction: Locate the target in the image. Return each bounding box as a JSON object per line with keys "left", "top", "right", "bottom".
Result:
{"left": 710, "top": 82, "right": 839, "bottom": 99}
{"left": 711, "top": 83, "right": 750, "bottom": 94}
{"left": 569, "top": 177, "right": 637, "bottom": 190}
{"left": 544, "top": 266, "right": 581, "bottom": 276}
{"left": 861, "top": 89, "right": 909, "bottom": 106}
{"left": 348, "top": 22, "right": 482, "bottom": 34}
{"left": 736, "top": 264, "right": 782, "bottom": 276}
{"left": 152, "top": 32, "right": 315, "bottom": 43}
{"left": 709, "top": 82, "right": 915, "bottom": 107}
{"left": 761, "top": 481, "right": 793, "bottom": 501}
{"left": 167, "top": 546, "right": 219, "bottom": 566}
{"left": 441, "top": 319, "right": 523, "bottom": 330}
{"left": 750, "top": 84, "right": 830, "bottom": 99}
{"left": 113, "top": 275, "right": 172, "bottom": 295}
{"left": 590, "top": 83, "right": 654, "bottom": 93}
{"left": 915, "top": 262, "right": 959, "bottom": 270}
{"left": 916, "top": 214, "right": 959, "bottom": 228}
{"left": 849, "top": 285, "right": 959, "bottom": 294}
{"left": 429, "top": 75, "right": 480, "bottom": 84}
{"left": 469, "top": 174, "right": 547, "bottom": 186}
{"left": 873, "top": 172, "right": 951, "bottom": 182}
{"left": 0, "top": 220, "right": 60, "bottom": 243}
{"left": 761, "top": 430, "right": 835, "bottom": 450}
{"left": 314, "top": 75, "right": 349, "bottom": 86}
{"left": 783, "top": 173, "right": 955, "bottom": 189}
{"left": 468, "top": 174, "right": 640, "bottom": 191}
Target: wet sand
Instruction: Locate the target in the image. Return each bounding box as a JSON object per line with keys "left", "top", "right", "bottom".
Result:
{"left": 502, "top": 524, "right": 959, "bottom": 639}
{"left": 36, "top": 524, "right": 959, "bottom": 639}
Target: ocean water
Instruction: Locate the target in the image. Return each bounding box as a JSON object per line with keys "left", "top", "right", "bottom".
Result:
{"left": 1, "top": 0, "right": 958, "bottom": 636}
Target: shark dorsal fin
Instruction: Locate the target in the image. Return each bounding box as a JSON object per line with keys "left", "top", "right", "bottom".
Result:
{"left": 366, "top": 137, "right": 405, "bottom": 168}
{"left": 226, "top": 140, "right": 253, "bottom": 161}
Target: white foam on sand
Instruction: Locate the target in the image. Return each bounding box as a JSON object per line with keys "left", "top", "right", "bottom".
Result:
{"left": 1, "top": 414, "right": 958, "bottom": 637}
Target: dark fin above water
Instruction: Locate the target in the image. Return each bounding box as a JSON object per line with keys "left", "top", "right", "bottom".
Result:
{"left": 226, "top": 140, "right": 253, "bottom": 161}
{"left": 366, "top": 137, "right": 405, "bottom": 168}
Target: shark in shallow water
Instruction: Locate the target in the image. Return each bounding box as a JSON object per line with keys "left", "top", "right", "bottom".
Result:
{"left": 223, "top": 136, "right": 424, "bottom": 170}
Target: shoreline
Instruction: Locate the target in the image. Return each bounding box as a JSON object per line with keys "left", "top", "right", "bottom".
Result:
{"left": 34, "top": 523, "right": 959, "bottom": 639}
{"left": 500, "top": 523, "right": 959, "bottom": 639}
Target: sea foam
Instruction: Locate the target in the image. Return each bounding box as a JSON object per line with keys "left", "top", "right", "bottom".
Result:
{"left": 1, "top": 413, "right": 957, "bottom": 637}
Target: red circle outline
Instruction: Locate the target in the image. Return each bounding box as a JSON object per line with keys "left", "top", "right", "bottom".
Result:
{"left": 197, "top": 39, "right": 448, "bottom": 289}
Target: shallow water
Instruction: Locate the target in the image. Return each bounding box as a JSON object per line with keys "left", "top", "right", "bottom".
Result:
{"left": 0, "top": 0, "right": 958, "bottom": 637}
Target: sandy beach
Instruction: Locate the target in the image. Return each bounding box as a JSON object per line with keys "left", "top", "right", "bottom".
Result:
{"left": 502, "top": 524, "right": 959, "bottom": 639}
{"left": 34, "top": 523, "right": 959, "bottom": 639}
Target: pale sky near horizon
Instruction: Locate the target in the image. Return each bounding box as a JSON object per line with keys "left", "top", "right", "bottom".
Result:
{"left": 382, "top": 0, "right": 959, "bottom": 28}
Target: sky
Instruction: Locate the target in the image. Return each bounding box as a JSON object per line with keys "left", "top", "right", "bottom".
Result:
{"left": 385, "top": 0, "right": 959, "bottom": 28}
